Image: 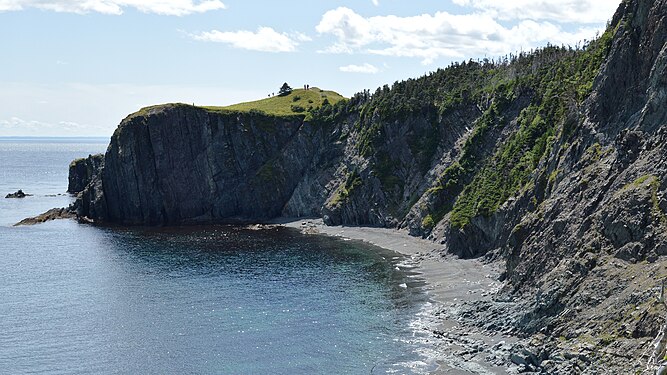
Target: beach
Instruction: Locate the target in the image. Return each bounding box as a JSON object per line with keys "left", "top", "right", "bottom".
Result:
{"left": 281, "top": 218, "right": 517, "bottom": 374}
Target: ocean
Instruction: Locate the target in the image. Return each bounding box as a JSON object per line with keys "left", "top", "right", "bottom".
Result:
{"left": 0, "top": 138, "right": 436, "bottom": 374}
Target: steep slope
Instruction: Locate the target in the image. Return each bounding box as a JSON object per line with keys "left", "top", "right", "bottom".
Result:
{"left": 75, "top": 105, "right": 333, "bottom": 225}
{"left": 430, "top": 0, "right": 667, "bottom": 372}
{"left": 68, "top": 153, "right": 103, "bottom": 194}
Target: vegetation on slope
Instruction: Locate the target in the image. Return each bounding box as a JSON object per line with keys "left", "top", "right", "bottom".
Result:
{"left": 315, "top": 19, "right": 618, "bottom": 230}
{"left": 126, "top": 87, "right": 346, "bottom": 125}
{"left": 449, "top": 25, "right": 617, "bottom": 228}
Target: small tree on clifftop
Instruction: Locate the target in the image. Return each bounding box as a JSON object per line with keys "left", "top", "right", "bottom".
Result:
{"left": 278, "top": 82, "right": 292, "bottom": 96}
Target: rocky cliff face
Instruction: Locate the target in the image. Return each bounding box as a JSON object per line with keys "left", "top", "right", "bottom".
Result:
{"left": 73, "top": 0, "right": 667, "bottom": 372}
{"left": 449, "top": 1, "right": 667, "bottom": 372}
{"left": 68, "top": 153, "right": 104, "bottom": 194}
{"left": 76, "top": 105, "right": 332, "bottom": 225}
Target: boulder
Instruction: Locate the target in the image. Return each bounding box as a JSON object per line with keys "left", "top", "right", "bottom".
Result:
{"left": 5, "top": 189, "right": 28, "bottom": 198}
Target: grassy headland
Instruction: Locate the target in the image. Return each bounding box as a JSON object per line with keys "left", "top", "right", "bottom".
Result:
{"left": 127, "top": 87, "right": 346, "bottom": 122}
{"left": 206, "top": 87, "right": 345, "bottom": 118}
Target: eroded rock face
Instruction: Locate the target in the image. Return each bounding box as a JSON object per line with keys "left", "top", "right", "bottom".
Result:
{"left": 76, "top": 105, "right": 326, "bottom": 225}
{"left": 68, "top": 154, "right": 104, "bottom": 194}
{"left": 445, "top": 1, "right": 667, "bottom": 372}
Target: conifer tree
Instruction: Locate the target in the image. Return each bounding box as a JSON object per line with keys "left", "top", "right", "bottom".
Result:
{"left": 278, "top": 82, "right": 292, "bottom": 96}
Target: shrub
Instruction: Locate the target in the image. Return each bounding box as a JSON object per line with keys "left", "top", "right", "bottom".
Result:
{"left": 290, "top": 105, "right": 305, "bottom": 113}
{"left": 422, "top": 214, "right": 435, "bottom": 230}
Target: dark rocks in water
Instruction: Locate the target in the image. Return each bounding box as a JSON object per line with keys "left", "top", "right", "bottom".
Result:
{"left": 68, "top": 153, "right": 104, "bottom": 194}
{"left": 14, "top": 207, "right": 75, "bottom": 226}
{"left": 5, "top": 189, "right": 30, "bottom": 198}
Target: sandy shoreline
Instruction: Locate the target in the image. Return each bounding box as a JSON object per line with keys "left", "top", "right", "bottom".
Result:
{"left": 278, "top": 218, "right": 517, "bottom": 374}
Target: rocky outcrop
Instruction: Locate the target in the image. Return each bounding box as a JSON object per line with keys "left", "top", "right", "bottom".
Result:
{"left": 5, "top": 189, "right": 29, "bottom": 198}
{"left": 75, "top": 105, "right": 328, "bottom": 225}
{"left": 14, "top": 207, "right": 75, "bottom": 226}
{"left": 68, "top": 154, "right": 104, "bottom": 194}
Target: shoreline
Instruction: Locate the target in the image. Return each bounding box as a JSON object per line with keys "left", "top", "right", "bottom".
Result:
{"left": 13, "top": 213, "right": 519, "bottom": 372}
{"left": 279, "top": 218, "right": 517, "bottom": 374}
{"left": 280, "top": 218, "right": 498, "bottom": 303}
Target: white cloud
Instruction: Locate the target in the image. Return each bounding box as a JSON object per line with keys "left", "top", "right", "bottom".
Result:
{"left": 0, "top": 117, "right": 107, "bottom": 136}
{"left": 317, "top": 7, "right": 610, "bottom": 64}
{"left": 339, "top": 63, "right": 379, "bottom": 74}
{"left": 192, "top": 27, "right": 306, "bottom": 52}
{"left": 452, "top": 0, "right": 619, "bottom": 24}
{"left": 0, "top": 1, "right": 22, "bottom": 11}
{"left": 292, "top": 32, "right": 313, "bottom": 43}
{"left": 371, "top": 0, "right": 379, "bottom": 6}
{"left": 0, "top": 0, "right": 226, "bottom": 15}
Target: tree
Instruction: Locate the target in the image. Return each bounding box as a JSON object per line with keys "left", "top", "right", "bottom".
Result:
{"left": 278, "top": 82, "right": 292, "bottom": 96}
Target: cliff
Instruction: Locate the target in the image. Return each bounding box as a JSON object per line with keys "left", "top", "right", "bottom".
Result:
{"left": 72, "top": 0, "right": 667, "bottom": 372}
{"left": 68, "top": 153, "right": 104, "bottom": 194}
{"left": 75, "top": 105, "right": 330, "bottom": 225}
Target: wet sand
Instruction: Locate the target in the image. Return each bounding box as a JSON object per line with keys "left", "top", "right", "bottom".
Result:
{"left": 279, "top": 219, "right": 517, "bottom": 374}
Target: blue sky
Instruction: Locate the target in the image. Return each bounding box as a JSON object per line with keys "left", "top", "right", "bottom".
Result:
{"left": 0, "top": 0, "right": 620, "bottom": 137}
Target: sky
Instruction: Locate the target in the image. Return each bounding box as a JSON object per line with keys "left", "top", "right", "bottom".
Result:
{"left": 0, "top": 0, "right": 621, "bottom": 137}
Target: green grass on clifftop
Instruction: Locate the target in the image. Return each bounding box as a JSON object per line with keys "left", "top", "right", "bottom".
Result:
{"left": 206, "top": 88, "right": 345, "bottom": 118}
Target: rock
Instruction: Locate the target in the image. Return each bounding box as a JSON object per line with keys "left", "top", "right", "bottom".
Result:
{"left": 510, "top": 352, "right": 528, "bottom": 367}
{"left": 657, "top": 362, "right": 667, "bottom": 375}
{"left": 5, "top": 189, "right": 30, "bottom": 198}
{"left": 68, "top": 154, "right": 104, "bottom": 194}
{"left": 14, "top": 207, "right": 75, "bottom": 226}
{"left": 75, "top": 105, "right": 325, "bottom": 225}
{"left": 509, "top": 345, "right": 540, "bottom": 368}
{"left": 614, "top": 242, "right": 643, "bottom": 262}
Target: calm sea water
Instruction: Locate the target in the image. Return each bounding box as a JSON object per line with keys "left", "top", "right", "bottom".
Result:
{"left": 0, "top": 138, "right": 435, "bottom": 374}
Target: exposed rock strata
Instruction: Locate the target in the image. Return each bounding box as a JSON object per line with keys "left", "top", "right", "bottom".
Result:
{"left": 75, "top": 106, "right": 324, "bottom": 225}
{"left": 14, "top": 207, "right": 75, "bottom": 226}
{"left": 68, "top": 153, "right": 104, "bottom": 194}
